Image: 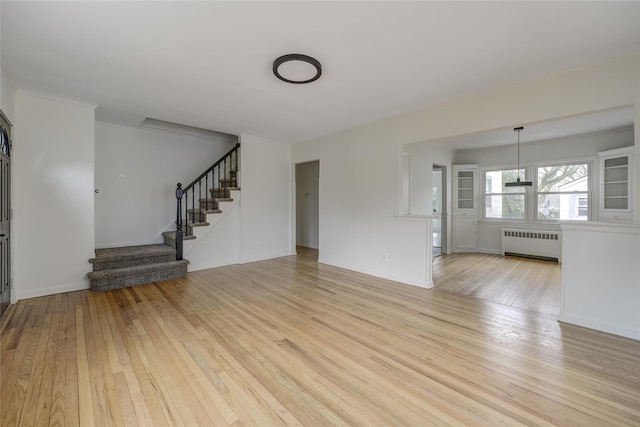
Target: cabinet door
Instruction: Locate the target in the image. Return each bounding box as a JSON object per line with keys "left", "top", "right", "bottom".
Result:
{"left": 454, "top": 166, "right": 477, "bottom": 213}
{"left": 599, "top": 148, "right": 634, "bottom": 223}
{"left": 602, "top": 155, "right": 629, "bottom": 209}
{"left": 454, "top": 214, "right": 477, "bottom": 251}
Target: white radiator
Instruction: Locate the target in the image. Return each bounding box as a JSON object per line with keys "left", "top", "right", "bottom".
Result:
{"left": 501, "top": 228, "right": 562, "bottom": 262}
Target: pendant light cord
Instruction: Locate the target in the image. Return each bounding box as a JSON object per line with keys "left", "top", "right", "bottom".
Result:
{"left": 517, "top": 128, "right": 520, "bottom": 179}
{"left": 514, "top": 126, "right": 523, "bottom": 182}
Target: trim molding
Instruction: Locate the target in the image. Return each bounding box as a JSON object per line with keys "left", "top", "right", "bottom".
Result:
{"left": 559, "top": 312, "right": 640, "bottom": 341}
{"left": 17, "top": 280, "right": 89, "bottom": 301}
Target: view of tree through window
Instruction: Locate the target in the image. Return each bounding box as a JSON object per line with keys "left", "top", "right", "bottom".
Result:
{"left": 537, "top": 163, "right": 589, "bottom": 220}
{"left": 484, "top": 169, "right": 526, "bottom": 219}
{"left": 482, "top": 163, "right": 591, "bottom": 222}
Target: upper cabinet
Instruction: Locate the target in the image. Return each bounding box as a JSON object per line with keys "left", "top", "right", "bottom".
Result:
{"left": 598, "top": 147, "right": 634, "bottom": 223}
{"left": 453, "top": 165, "right": 477, "bottom": 212}
{"left": 452, "top": 165, "right": 478, "bottom": 252}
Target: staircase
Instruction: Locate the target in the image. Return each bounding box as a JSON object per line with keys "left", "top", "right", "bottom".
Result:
{"left": 87, "top": 143, "right": 240, "bottom": 291}
{"left": 87, "top": 244, "right": 189, "bottom": 291}
{"left": 162, "top": 169, "right": 239, "bottom": 246}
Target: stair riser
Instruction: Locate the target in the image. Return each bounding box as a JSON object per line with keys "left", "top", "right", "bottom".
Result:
{"left": 218, "top": 179, "right": 237, "bottom": 187}
{"left": 90, "top": 264, "right": 188, "bottom": 291}
{"left": 199, "top": 200, "right": 219, "bottom": 210}
{"left": 164, "top": 235, "right": 175, "bottom": 247}
{"left": 209, "top": 188, "right": 231, "bottom": 199}
{"left": 92, "top": 254, "right": 176, "bottom": 271}
{"left": 209, "top": 189, "right": 231, "bottom": 198}
{"left": 165, "top": 226, "right": 204, "bottom": 239}
{"left": 188, "top": 212, "right": 207, "bottom": 222}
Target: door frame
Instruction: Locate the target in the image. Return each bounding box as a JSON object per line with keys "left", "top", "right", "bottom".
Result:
{"left": 0, "top": 109, "right": 13, "bottom": 317}
{"left": 433, "top": 163, "right": 448, "bottom": 255}
{"left": 292, "top": 159, "right": 320, "bottom": 257}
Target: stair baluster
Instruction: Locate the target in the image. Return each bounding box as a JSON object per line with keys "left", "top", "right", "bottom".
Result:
{"left": 175, "top": 183, "right": 184, "bottom": 260}
{"left": 173, "top": 143, "right": 240, "bottom": 259}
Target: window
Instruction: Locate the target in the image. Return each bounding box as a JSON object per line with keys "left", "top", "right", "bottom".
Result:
{"left": 536, "top": 163, "right": 589, "bottom": 221}
{"left": 577, "top": 197, "right": 588, "bottom": 217}
{"left": 484, "top": 169, "right": 526, "bottom": 220}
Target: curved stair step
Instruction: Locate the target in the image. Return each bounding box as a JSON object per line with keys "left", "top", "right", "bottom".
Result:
{"left": 88, "top": 260, "right": 189, "bottom": 291}
{"left": 89, "top": 244, "right": 177, "bottom": 271}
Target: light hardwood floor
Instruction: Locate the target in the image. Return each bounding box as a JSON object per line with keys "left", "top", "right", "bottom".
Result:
{"left": 1, "top": 252, "right": 639, "bottom": 426}
{"left": 433, "top": 253, "right": 562, "bottom": 315}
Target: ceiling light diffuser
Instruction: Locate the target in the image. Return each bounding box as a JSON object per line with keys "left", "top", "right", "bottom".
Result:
{"left": 273, "top": 54, "right": 322, "bottom": 84}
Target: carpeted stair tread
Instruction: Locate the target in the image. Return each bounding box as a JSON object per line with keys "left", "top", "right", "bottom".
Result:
{"left": 91, "top": 244, "right": 175, "bottom": 263}
{"left": 208, "top": 187, "right": 240, "bottom": 193}
{"left": 89, "top": 244, "right": 178, "bottom": 271}
{"left": 187, "top": 208, "right": 222, "bottom": 214}
{"left": 187, "top": 222, "right": 210, "bottom": 231}
{"left": 88, "top": 260, "right": 189, "bottom": 291}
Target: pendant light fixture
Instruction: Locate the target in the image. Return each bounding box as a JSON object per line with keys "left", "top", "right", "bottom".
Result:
{"left": 505, "top": 126, "right": 533, "bottom": 187}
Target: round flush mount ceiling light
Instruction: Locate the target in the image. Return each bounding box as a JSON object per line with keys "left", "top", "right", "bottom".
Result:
{"left": 273, "top": 54, "right": 322, "bottom": 84}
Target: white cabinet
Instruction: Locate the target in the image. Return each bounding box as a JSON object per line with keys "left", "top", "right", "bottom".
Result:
{"left": 454, "top": 166, "right": 477, "bottom": 212}
{"left": 599, "top": 147, "right": 634, "bottom": 223}
{"left": 453, "top": 214, "right": 477, "bottom": 251}
{"left": 453, "top": 165, "right": 478, "bottom": 251}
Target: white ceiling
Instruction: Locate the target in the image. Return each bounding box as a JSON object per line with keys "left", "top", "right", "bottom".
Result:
{"left": 2, "top": 1, "right": 638, "bottom": 144}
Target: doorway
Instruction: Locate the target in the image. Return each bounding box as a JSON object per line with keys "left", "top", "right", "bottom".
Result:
{"left": 1, "top": 110, "right": 12, "bottom": 318}
{"left": 432, "top": 164, "right": 447, "bottom": 257}
{"left": 295, "top": 161, "right": 319, "bottom": 259}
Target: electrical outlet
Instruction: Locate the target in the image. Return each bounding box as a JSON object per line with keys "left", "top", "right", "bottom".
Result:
{"left": 382, "top": 252, "right": 388, "bottom": 261}
{"left": 119, "top": 173, "right": 125, "bottom": 182}
{"left": 257, "top": 240, "right": 263, "bottom": 248}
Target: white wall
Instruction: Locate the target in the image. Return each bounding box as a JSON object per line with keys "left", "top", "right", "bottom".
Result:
{"left": 183, "top": 191, "right": 240, "bottom": 272}
{"left": 560, "top": 223, "right": 640, "bottom": 340}
{"left": 292, "top": 127, "right": 433, "bottom": 287}
{"left": 404, "top": 141, "right": 454, "bottom": 253}
{"left": 292, "top": 54, "right": 638, "bottom": 324}
{"left": 295, "top": 160, "right": 319, "bottom": 249}
{"left": 453, "top": 126, "right": 634, "bottom": 253}
{"left": 14, "top": 91, "right": 95, "bottom": 299}
{"left": 94, "top": 122, "right": 235, "bottom": 248}
{"left": 1, "top": 64, "right": 17, "bottom": 123}
{"left": 239, "top": 135, "right": 293, "bottom": 263}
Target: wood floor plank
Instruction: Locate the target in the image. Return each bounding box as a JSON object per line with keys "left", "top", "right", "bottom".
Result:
{"left": 75, "top": 304, "right": 95, "bottom": 427}
{"left": 1, "top": 251, "right": 639, "bottom": 426}
{"left": 433, "top": 253, "right": 561, "bottom": 314}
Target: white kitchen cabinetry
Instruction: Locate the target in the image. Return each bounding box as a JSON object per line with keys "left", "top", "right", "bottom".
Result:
{"left": 453, "top": 165, "right": 478, "bottom": 251}
{"left": 599, "top": 147, "right": 634, "bottom": 223}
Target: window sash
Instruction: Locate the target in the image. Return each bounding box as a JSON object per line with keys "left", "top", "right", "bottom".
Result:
{"left": 485, "top": 194, "right": 526, "bottom": 220}
{"left": 537, "top": 192, "right": 589, "bottom": 221}
{"left": 483, "top": 168, "right": 527, "bottom": 220}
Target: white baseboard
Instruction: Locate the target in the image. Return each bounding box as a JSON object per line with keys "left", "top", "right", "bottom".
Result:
{"left": 187, "top": 258, "right": 240, "bottom": 272}
{"left": 558, "top": 312, "right": 640, "bottom": 341}
{"left": 239, "top": 250, "right": 295, "bottom": 265}
{"left": 478, "top": 248, "right": 501, "bottom": 255}
{"left": 17, "top": 280, "right": 90, "bottom": 301}
{"left": 318, "top": 257, "right": 433, "bottom": 290}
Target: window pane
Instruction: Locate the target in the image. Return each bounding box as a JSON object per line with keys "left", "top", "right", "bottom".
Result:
{"left": 486, "top": 169, "right": 526, "bottom": 193}
{"left": 537, "top": 164, "right": 588, "bottom": 192}
{"left": 485, "top": 194, "right": 525, "bottom": 219}
{"left": 538, "top": 193, "right": 588, "bottom": 220}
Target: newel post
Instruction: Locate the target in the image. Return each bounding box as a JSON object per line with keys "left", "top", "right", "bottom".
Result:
{"left": 175, "top": 183, "right": 184, "bottom": 260}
